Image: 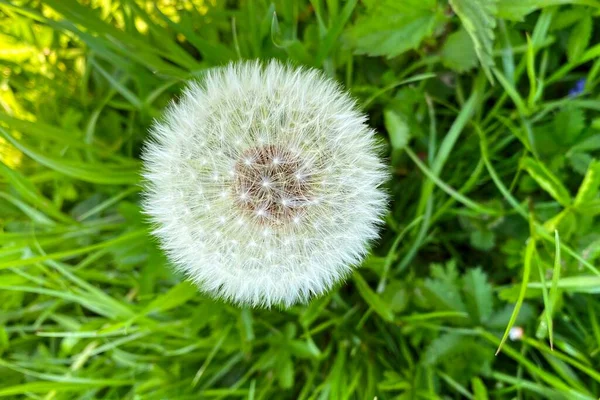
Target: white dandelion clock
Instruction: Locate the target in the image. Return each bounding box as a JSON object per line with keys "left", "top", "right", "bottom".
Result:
{"left": 142, "top": 60, "right": 388, "bottom": 307}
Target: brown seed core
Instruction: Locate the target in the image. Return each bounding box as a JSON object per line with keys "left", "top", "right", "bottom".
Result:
{"left": 233, "top": 145, "right": 313, "bottom": 224}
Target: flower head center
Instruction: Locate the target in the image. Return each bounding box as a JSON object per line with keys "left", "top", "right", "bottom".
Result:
{"left": 233, "top": 145, "right": 313, "bottom": 224}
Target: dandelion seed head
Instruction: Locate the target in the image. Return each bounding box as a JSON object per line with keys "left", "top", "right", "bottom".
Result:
{"left": 142, "top": 60, "right": 388, "bottom": 307}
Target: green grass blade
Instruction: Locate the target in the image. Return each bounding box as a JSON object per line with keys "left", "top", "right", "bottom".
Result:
{"left": 353, "top": 272, "right": 394, "bottom": 322}
{"left": 534, "top": 250, "right": 553, "bottom": 348}
{"left": 495, "top": 235, "right": 535, "bottom": 355}
{"left": 405, "top": 147, "right": 501, "bottom": 216}
{"left": 548, "top": 230, "right": 561, "bottom": 349}
{"left": 0, "top": 229, "right": 146, "bottom": 270}
{"left": 0, "top": 126, "right": 140, "bottom": 184}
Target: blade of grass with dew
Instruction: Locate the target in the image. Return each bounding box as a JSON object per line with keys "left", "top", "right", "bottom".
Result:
{"left": 495, "top": 231, "right": 535, "bottom": 355}
{"left": 534, "top": 250, "right": 553, "bottom": 349}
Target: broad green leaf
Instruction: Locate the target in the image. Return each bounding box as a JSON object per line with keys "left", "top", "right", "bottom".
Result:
{"left": 463, "top": 268, "right": 493, "bottom": 324}
{"left": 288, "top": 339, "right": 321, "bottom": 359}
{"left": 424, "top": 333, "right": 494, "bottom": 381}
{"left": 384, "top": 109, "right": 410, "bottom": 150}
{"left": 542, "top": 209, "right": 575, "bottom": 238}
{"left": 381, "top": 281, "right": 409, "bottom": 313}
{"left": 553, "top": 107, "right": 585, "bottom": 145}
{"left": 353, "top": 272, "right": 395, "bottom": 322}
{"left": 469, "top": 229, "right": 496, "bottom": 251}
{"left": 551, "top": 7, "right": 589, "bottom": 30}
{"left": 574, "top": 199, "right": 600, "bottom": 216}
{"left": 277, "top": 357, "right": 294, "bottom": 389}
{"left": 567, "top": 15, "right": 592, "bottom": 62}
{"left": 571, "top": 135, "right": 600, "bottom": 152}
{"left": 569, "top": 152, "right": 593, "bottom": 175}
{"left": 520, "top": 157, "right": 572, "bottom": 207}
{"left": 472, "top": 377, "right": 489, "bottom": 400}
{"left": 423, "top": 333, "right": 463, "bottom": 365}
{"left": 422, "top": 262, "right": 467, "bottom": 313}
{"left": 441, "top": 27, "right": 479, "bottom": 72}
{"left": 449, "top": 0, "right": 497, "bottom": 81}
{"left": 346, "top": 0, "right": 442, "bottom": 58}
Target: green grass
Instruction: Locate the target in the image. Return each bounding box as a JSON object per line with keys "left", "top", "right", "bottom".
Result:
{"left": 1, "top": 0, "right": 600, "bottom": 398}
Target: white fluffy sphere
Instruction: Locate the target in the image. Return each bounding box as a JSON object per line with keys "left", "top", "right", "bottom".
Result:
{"left": 142, "top": 60, "right": 387, "bottom": 307}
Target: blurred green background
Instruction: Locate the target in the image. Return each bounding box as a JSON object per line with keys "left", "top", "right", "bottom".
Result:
{"left": 1, "top": 0, "right": 600, "bottom": 398}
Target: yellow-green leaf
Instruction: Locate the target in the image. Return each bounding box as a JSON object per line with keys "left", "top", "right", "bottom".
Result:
{"left": 574, "top": 159, "right": 600, "bottom": 206}
{"left": 520, "top": 157, "right": 572, "bottom": 207}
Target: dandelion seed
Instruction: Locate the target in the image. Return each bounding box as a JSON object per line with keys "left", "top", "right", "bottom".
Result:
{"left": 142, "top": 60, "right": 388, "bottom": 307}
